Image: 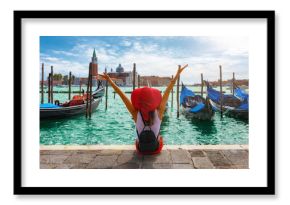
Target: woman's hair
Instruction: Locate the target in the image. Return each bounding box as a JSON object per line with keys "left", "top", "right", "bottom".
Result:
{"left": 144, "top": 111, "right": 155, "bottom": 126}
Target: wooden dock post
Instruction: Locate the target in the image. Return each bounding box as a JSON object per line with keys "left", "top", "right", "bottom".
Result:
{"left": 48, "top": 73, "right": 51, "bottom": 103}
{"left": 50, "top": 66, "right": 54, "bottom": 103}
{"left": 85, "top": 65, "right": 91, "bottom": 118}
{"left": 177, "top": 65, "right": 181, "bottom": 118}
{"left": 41, "top": 63, "right": 44, "bottom": 104}
{"left": 68, "top": 71, "right": 72, "bottom": 100}
{"left": 105, "top": 71, "right": 108, "bottom": 110}
{"left": 89, "top": 68, "right": 93, "bottom": 118}
{"left": 219, "top": 65, "right": 223, "bottom": 117}
{"left": 201, "top": 73, "right": 204, "bottom": 98}
{"left": 133, "top": 63, "right": 136, "bottom": 90}
{"left": 138, "top": 75, "right": 140, "bottom": 88}
{"left": 171, "top": 75, "right": 174, "bottom": 108}
{"left": 232, "top": 72, "right": 235, "bottom": 95}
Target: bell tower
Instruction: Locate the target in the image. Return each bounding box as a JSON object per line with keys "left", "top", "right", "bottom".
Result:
{"left": 91, "top": 48, "right": 98, "bottom": 77}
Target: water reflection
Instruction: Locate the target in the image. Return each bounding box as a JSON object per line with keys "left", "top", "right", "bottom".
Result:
{"left": 182, "top": 113, "right": 218, "bottom": 144}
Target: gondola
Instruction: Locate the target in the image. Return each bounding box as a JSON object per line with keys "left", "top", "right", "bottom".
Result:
{"left": 92, "top": 86, "right": 105, "bottom": 98}
{"left": 206, "top": 82, "right": 248, "bottom": 119}
{"left": 92, "top": 80, "right": 105, "bottom": 98}
{"left": 40, "top": 95, "right": 101, "bottom": 120}
{"left": 180, "top": 84, "right": 214, "bottom": 120}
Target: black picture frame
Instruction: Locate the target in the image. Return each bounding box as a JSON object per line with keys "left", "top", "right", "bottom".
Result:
{"left": 14, "top": 10, "right": 275, "bottom": 195}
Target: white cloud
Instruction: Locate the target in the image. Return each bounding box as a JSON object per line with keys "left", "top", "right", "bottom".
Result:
{"left": 121, "top": 40, "right": 132, "bottom": 47}
{"left": 52, "top": 50, "right": 78, "bottom": 56}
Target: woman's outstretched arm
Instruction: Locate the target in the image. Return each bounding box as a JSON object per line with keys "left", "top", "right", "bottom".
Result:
{"left": 100, "top": 73, "right": 138, "bottom": 122}
{"left": 158, "top": 64, "right": 188, "bottom": 120}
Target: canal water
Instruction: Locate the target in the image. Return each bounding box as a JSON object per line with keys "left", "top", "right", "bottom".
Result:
{"left": 40, "top": 86, "right": 248, "bottom": 145}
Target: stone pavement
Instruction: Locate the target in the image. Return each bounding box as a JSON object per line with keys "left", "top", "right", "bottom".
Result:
{"left": 40, "top": 145, "right": 248, "bottom": 169}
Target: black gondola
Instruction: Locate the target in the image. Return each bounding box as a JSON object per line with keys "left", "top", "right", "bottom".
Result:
{"left": 206, "top": 82, "right": 248, "bottom": 119}
{"left": 92, "top": 87, "right": 105, "bottom": 98}
{"left": 40, "top": 97, "right": 101, "bottom": 120}
{"left": 180, "top": 84, "right": 214, "bottom": 120}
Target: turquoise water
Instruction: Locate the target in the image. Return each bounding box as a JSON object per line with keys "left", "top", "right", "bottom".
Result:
{"left": 40, "top": 86, "right": 248, "bottom": 145}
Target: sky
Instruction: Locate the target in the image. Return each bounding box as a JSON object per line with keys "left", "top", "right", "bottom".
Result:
{"left": 40, "top": 36, "right": 248, "bottom": 84}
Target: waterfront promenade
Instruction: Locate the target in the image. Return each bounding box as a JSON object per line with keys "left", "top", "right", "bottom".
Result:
{"left": 40, "top": 145, "right": 248, "bottom": 169}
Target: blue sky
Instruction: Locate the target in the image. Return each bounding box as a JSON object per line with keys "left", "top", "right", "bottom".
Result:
{"left": 40, "top": 36, "right": 248, "bottom": 83}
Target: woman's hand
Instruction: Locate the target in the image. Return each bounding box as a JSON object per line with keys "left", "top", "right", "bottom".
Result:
{"left": 178, "top": 64, "right": 188, "bottom": 74}
{"left": 170, "top": 64, "right": 188, "bottom": 83}
{"left": 99, "top": 73, "right": 109, "bottom": 80}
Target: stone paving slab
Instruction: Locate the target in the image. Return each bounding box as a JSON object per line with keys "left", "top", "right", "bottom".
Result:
{"left": 116, "top": 150, "right": 142, "bottom": 164}
{"left": 188, "top": 150, "right": 205, "bottom": 157}
{"left": 40, "top": 154, "right": 69, "bottom": 164}
{"left": 172, "top": 163, "right": 194, "bottom": 169}
{"left": 87, "top": 155, "right": 118, "bottom": 169}
{"left": 204, "top": 150, "right": 232, "bottom": 167}
{"left": 64, "top": 153, "right": 97, "bottom": 164}
{"left": 40, "top": 150, "right": 75, "bottom": 156}
{"left": 143, "top": 150, "right": 172, "bottom": 164}
{"left": 170, "top": 149, "right": 192, "bottom": 164}
{"left": 221, "top": 150, "right": 249, "bottom": 167}
{"left": 40, "top": 145, "right": 248, "bottom": 169}
{"left": 192, "top": 157, "right": 215, "bottom": 169}
{"left": 40, "top": 163, "right": 58, "bottom": 169}
{"left": 142, "top": 163, "right": 173, "bottom": 169}
{"left": 113, "top": 163, "right": 141, "bottom": 169}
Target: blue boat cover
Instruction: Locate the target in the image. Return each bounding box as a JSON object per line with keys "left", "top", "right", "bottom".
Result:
{"left": 207, "top": 86, "right": 224, "bottom": 102}
{"left": 234, "top": 87, "right": 249, "bottom": 102}
{"left": 180, "top": 85, "right": 195, "bottom": 105}
{"left": 190, "top": 103, "right": 205, "bottom": 113}
{"left": 207, "top": 86, "right": 246, "bottom": 102}
{"left": 207, "top": 85, "right": 249, "bottom": 111}
{"left": 40, "top": 103, "right": 60, "bottom": 109}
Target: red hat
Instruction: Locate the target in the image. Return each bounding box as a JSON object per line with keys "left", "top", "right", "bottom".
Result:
{"left": 131, "top": 87, "right": 162, "bottom": 121}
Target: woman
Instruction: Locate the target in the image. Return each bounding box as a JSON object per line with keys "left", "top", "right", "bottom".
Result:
{"left": 101, "top": 64, "right": 188, "bottom": 155}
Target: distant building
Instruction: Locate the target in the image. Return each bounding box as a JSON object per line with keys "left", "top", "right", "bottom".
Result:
{"left": 74, "top": 77, "right": 89, "bottom": 85}
{"left": 41, "top": 80, "right": 63, "bottom": 86}
{"left": 116, "top": 64, "right": 124, "bottom": 73}
{"left": 140, "top": 76, "right": 171, "bottom": 87}
{"left": 107, "top": 64, "right": 138, "bottom": 86}
{"left": 209, "top": 79, "right": 249, "bottom": 87}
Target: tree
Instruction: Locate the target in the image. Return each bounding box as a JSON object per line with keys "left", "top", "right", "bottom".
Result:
{"left": 53, "top": 73, "right": 62, "bottom": 81}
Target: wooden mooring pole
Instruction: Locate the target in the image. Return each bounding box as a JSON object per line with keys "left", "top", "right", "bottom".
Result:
{"left": 48, "top": 73, "right": 51, "bottom": 103}
{"left": 219, "top": 65, "right": 223, "bottom": 117}
{"left": 50, "top": 66, "right": 54, "bottom": 103}
{"left": 68, "top": 71, "right": 72, "bottom": 100}
{"left": 41, "top": 63, "right": 44, "bottom": 104}
{"left": 85, "top": 65, "right": 91, "bottom": 118}
{"left": 105, "top": 71, "right": 108, "bottom": 110}
{"left": 89, "top": 68, "right": 93, "bottom": 118}
{"left": 133, "top": 63, "right": 136, "bottom": 90}
{"left": 201, "top": 73, "right": 204, "bottom": 98}
{"left": 171, "top": 75, "right": 174, "bottom": 108}
{"left": 114, "top": 82, "right": 116, "bottom": 99}
{"left": 177, "top": 65, "right": 181, "bottom": 118}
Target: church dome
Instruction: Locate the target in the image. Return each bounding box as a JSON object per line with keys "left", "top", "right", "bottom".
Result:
{"left": 116, "top": 64, "right": 124, "bottom": 73}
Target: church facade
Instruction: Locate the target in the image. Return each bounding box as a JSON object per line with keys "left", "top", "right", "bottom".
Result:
{"left": 107, "top": 64, "right": 138, "bottom": 86}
